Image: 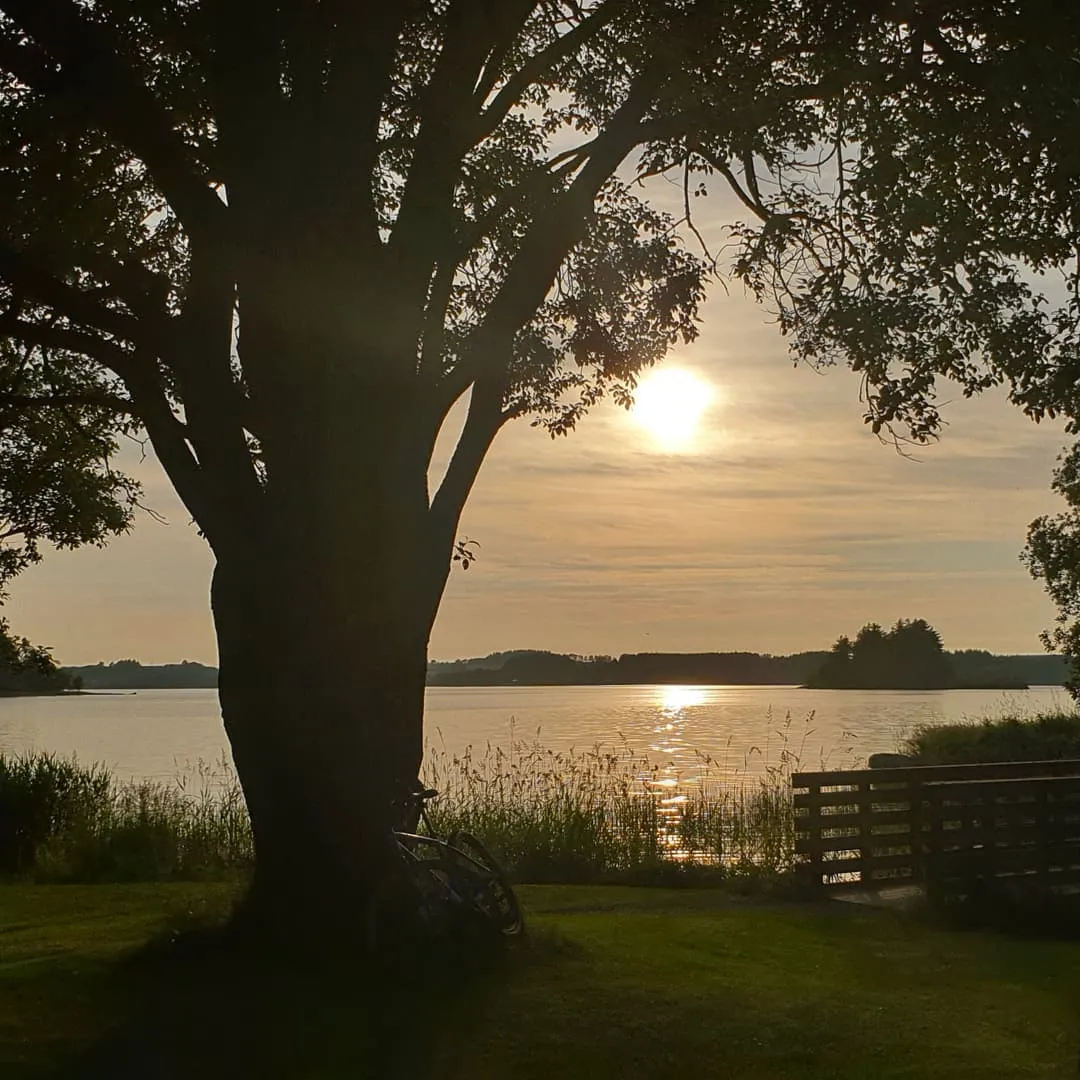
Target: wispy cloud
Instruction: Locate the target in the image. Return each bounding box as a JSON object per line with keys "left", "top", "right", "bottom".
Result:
{"left": 3, "top": 255, "right": 1070, "bottom": 664}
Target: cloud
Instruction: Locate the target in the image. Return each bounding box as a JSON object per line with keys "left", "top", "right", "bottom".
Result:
{"left": 3, "top": 216, "right": 1071, "bottom": 665}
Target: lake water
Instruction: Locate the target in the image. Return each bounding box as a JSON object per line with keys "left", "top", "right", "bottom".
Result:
{"left": 0, "top": 684, "right": 1070, "bottom": 788}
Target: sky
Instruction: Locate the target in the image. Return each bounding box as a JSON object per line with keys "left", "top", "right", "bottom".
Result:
{"left": 4, "top": 188, "right": 1074, "bottom": 665}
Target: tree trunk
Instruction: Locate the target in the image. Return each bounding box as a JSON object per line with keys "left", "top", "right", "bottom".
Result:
{"left": 213, "top": 547, "right": 431, "bottom": 952}
{"left": 209, "top": 390, "right": 444, "bottom": 954}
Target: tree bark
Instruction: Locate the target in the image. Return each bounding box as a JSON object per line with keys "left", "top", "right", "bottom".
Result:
{"left": 213, "top": 551, "right": 431, "bottom": 953}
{"left": 209, "top": 395, "right": 441, "bottom": 954}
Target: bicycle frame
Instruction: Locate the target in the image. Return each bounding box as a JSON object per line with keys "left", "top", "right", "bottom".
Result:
{"left": 395, "top": 788, "right": 436, "bottom": 835}
{"left": 373, "top": 790, "right": 524, "bottom": 942}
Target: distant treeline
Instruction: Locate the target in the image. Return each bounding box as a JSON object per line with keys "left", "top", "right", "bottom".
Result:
{"left": 427, "top": 650, "right": 828, "bottom": 686}
{"left": 62, "top": 660, "right": 218, "bottom": 689}
{"left": 59, "top": 649, "right": 1071, "bottom": 690}
{"left": 427, "top": 648, "right": 1069, "bottom": 688}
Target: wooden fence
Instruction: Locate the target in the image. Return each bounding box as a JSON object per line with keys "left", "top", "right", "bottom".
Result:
{"left": 792, "top": 759, "right": 1080, "bottom": 894}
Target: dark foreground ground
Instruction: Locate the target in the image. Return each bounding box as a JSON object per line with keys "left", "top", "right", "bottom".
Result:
{"left": 1, "top": 883, "right": 1077, "bottom": 1078}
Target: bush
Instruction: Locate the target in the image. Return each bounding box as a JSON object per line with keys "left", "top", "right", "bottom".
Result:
{"left": 901, "top": 711, "right": 1080, "bottom": 765}
{"left": 0, "top": 752, "right": 253, "bottom": 882}
{"left": 0, "top": 753, "right": 111, "bottom": 874}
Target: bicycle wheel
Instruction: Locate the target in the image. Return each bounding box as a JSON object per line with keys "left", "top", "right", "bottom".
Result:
{"left": 366, "top": 841, "right": 453, "bottom": 952}
{"left": 447, "top": 831, "right": 524, "bottom": 938}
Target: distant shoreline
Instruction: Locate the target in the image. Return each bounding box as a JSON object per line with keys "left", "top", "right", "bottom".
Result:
{"left": 57, "top": 650, "right": 1070, "bottom": 691}
{"left": 798, "top": 681, "right": 1034, "bottom": 692}
{"left": 0, "top": 689, "right": 133, "bottom": 698}
{"left": 0, "top": 689, "right": 75, "bottom": 698}
{"left": 2, "top": 680, "right": 1063, "bottom": 693}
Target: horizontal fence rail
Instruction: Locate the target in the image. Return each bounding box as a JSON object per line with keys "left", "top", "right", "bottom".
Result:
{"left": 792, "top": 759, "right": 1080, "bottom": 894}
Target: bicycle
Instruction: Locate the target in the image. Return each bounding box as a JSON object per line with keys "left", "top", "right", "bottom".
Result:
{"left": 368, "top": 786, "right": 524, "bottom": 947}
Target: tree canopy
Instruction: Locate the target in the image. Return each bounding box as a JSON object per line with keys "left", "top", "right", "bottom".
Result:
{"left": 0, "top": 1, "right": 1078, "bottom": 549}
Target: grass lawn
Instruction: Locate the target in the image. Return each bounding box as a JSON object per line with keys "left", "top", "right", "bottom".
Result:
{"left": 1, "top": 883, "right": 1078, "bottom": 1078}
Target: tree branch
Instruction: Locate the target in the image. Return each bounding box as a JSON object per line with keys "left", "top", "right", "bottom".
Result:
{"left": 0, "top": 310, "right": 220, "bottom": 537}
{"left": 0, "top": 391, "right": 135, "bottom": 414}
{"left": 419, "top": 259, "right": 459, "bottom": 383}
{"left": 425, "top": 71, "right": 664, "bottom": 552}
{"left": 471, "top": 1, "right": 540, "bottom": 105}
{"left": 295, "top": 1, "right": 416, "bottom": 255}
{"left": 428, "top": 371, "right": 507, "bottom": 594}
{"left": 386, "top": 2, "right": 503, "bottom": 337}
{"left": 169, "top": 245, "right": 263, "bottom": 519}
{"left": 200, "top": 0, "right": 283, "bottom": 238}
{"left": 0, "top": 0, "right": 226, "bottom": 243}
{"left": 922, "top": 24, "right": 984, "bottom": 83}
{"left": 690, "top": 144, "right": 769, "bottom": 221}
{"left": 0, "top": 247, "right": 149, "bottom": 346}
{"left": 130, "top": 364, "right": 219, "bottom": 539}
{"left": 468, "top": 72, "right": 659, "bottom": 365}
{"left": 474, "top": 1, "right": 625, "bottom": 142}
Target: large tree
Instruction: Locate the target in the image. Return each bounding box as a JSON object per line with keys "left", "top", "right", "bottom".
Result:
{"left": 2, "top": 1, "right": 1078, "bottom": 945}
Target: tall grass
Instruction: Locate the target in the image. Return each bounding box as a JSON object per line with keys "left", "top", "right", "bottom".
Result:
{"left": 1, "top": 714, "right": 822, "bottom": 885}
{"left": 422, "top": 714, "right": 820, "bottom": 885}
{"left": 0, "top": 753, "right": 112, "bottom": 875}
{"left": 0, "top": 753, "right": 253, "bottom": 882}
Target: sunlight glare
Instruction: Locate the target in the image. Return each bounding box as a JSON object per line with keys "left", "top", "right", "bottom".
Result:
{"left": 659, "top": 686, "right": 707, "bottom": 713}
{"left": 631, "top": 368, "right": 716, "bottom": 451}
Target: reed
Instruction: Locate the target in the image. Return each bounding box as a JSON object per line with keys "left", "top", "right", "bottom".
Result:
{"left": 421, "top": 714, "right": 816, "bottom": 885}
{"left": 0, "top": 713, "right": 828, "bottom": 885}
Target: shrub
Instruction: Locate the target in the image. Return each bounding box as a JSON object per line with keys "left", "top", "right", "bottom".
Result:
{"left": 0, "top": 752, "right": 253, "bottom": 882}
{"left": 0, "top": 753, "right": 111, "bottom": 874}
{"left": 901, "top": 711, "right": 1080, "bottom": 765}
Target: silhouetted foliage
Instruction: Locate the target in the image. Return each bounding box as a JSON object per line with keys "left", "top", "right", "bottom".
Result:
{"left": 0, "top": 339, "right": 136, "bottom": 588}
{"left": 0, "top": 617, "right": 77, "bottom": 693}
{"left": 808, "top": 619, "right": 954, "bottom": 689}
{"left": 1, "top": 2, "right": 1079, "bottom": 944}
{"left": 1024, "top": 443, "right": 1080, "bottom": 698}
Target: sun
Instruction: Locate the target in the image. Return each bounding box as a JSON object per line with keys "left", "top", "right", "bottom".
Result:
{"left": 631, "top": 368, "right": 716, "bottom": 451}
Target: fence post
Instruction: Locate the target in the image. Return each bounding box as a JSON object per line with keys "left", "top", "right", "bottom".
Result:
{"left": 805, "top": 781, "right": 823, "bottom": 892}
{"left": 858, "top": 780, "right": 872, "bottom": 886}
{"left": 909, "top": 777, "right": 924, "bottom": 886}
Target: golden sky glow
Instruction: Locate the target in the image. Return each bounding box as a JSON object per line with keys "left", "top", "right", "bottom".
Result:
{"left": 3, "top": 183, "right": 1072, "bottom": 664}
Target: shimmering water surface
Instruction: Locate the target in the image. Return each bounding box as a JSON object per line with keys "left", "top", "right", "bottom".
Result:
{"left": 0, "top": 684, "right": 1068, "bottom": 785}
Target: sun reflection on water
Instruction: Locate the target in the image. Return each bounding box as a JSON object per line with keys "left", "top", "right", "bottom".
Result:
{"left": 658, "top": 686, "right": 708, "bottom": 714}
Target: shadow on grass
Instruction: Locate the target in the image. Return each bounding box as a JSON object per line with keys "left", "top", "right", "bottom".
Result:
{"left": 54, "top": 917, "right": 530, "bottom": 1080}
{"left": 922, "top": 883, "right": 1080, "bottom": 941}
